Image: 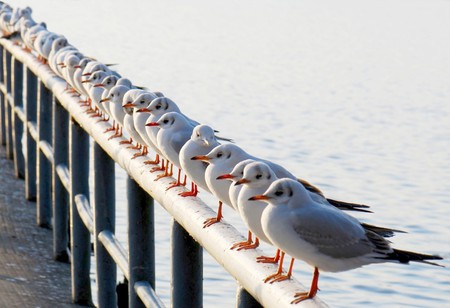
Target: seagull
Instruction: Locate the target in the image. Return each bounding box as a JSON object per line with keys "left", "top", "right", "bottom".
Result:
{"left": 179, "top": 124, "right": 221, "bottom": 197}
{"left": 249, "top": 178, "right": 443, "bottom": 304}
{"left": 124, "top": 91, "right": 159, "bottom": 158}
{"left": 101, "top": 84, "right": 130, "bottom": 139}
{"left": 149, "top": 112, "right": 195, "bottom": 188}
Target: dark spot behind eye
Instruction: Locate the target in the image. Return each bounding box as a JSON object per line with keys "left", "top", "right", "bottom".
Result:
{"left": 267, "top": 174, "right": 271, "bottom": 180}
{"left": 288, "top": 189, "right": 293, "bottom": 197}
{"left": 226, "top": 153, "right": 231, "bottom": 159}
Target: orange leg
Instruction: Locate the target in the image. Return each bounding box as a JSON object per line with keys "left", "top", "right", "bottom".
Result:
{"left": 150, "top": 158, "right": 165, "bottom": 172}
{"left": 120, "top": 137, "right": 133, "bottom": 145}
{"left": 203, "top": 201, "right": 223, "bottom": 228}
{"left": 268, "top": 257, "right": 294, "bottom": 283}
{"left": 257, "top": 249, "right": 281, "bottom": 264}
{"left": 154, "top": 162, "right": 173, "bottom": 181}
{"left": 179, "top": 182, "right": 199, "bottom": 197}
{"left": 104, "top": 120, "right": 116, "bottom": 133}
{"left": 145, "top": 153, "right": 160, "bottom": 165}
{"left": 108, "top": 126, "right": 123, "bottom": 140}
{"left": 166, "top": 170, "right": 187, "bottom": 190}
{"left": 291, "top": 267, "right": 320, "bottom": 304}
{"left": 132, "top": 146, "right": 148, "bottom": 159}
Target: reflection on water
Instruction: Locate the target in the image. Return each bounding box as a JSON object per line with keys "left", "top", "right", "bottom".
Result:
{"left": 14, "top": 0, "right": 450, "bottom": 306}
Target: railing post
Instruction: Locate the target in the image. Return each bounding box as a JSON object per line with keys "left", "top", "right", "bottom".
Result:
{"left": 93, "top": 142, "right": 116, "bottom": 308}
{"left": 0, "top": 45, "right": 5, "bottom": 145}
{"left": 127, "top": 176, "right": 155, "bottom": 308}
{"left": 37, "top": 80, "right": 52, "bottom": 228}
{"left": 53, "top": 98, "right": 69, "bottom": 262}
{"left": 237, "top": 285, "right": 263, "bottom": 308}
{"left": 25, "top": 67, "right": 37, "bottom": 200}
{"left": 69, "top": 117, "right": 93, "bottom": 306}
{"left": 171, "top": 219, "right": 203, "bottom": 308}
{"left": 3, "top": 48, "right": 13, "bottom": 158}
{"left": 12, "top": 57, "right": 25, "bottom": 178}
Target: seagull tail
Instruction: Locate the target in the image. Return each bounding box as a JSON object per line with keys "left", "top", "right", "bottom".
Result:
{"left": 388, "top": 249, "right": 444, "bottom": 267}
{"left": 361, "top": 223, "right": 406, "bottom": 238}
{"left": 326, "top": 198, "right": 372, "bottom": 213}
{"left": 215, "top": 135, "right": 234, "bottom": 143}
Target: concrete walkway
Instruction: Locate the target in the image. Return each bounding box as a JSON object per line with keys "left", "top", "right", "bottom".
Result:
{"left": 0, "top": 146, "right": 81, "bottom": 308}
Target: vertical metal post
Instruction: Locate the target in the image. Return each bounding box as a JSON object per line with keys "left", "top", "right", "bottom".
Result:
{"left": 236, "top": 285, "right": 263, "bottom": 308}
{"left": 4, "top": 49, "right": 13, "bottom": 158}
{"left": 12, "top": 57, "right": 25, "bottom": 178}
{"left": 53, "top": 98, "right": 69, "bottom": 262}
{"left": 25, "top": 67, "right": 37, "bottom": 200}
{"left": 93, "top": 142, "right": 116, "bottom": 308}
{"left": 0, "top": 45, "right": 5, "bottom": 145}
{"left": 69, "top": 117, "right": 92, "bottom": 306}
{"left": 127, "top": 176, "right": 155, "bottom": 308}
{"left": 171, "top": 219, "right": 203, "bottom": 308}
{"left": 37, "top": 80, "right": 52, "bottom": 228}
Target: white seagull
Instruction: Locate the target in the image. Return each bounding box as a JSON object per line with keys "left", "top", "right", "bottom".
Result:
{"left": 250, "top": 178, "right": 443, "bottom": 304}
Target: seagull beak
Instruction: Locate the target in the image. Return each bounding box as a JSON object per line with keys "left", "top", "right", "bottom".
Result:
{"left": 234, "top": 178, "right": 249, "bottom": 186}
{"left": 248, "top": 194, "right": 270, "bottom": 201}
{"left": 137, "top": 108, "right": 151, "bottom": 113}
{"left": 145, "top": 122, "right": 159, "bottom": 127}
{"left": 82, "top": 72, "right": 91, "bottom": 77}
{"left": 191, "top": 155, "right": 209, "bottom": 162}
{"left": 57, "top": 62, "right": 64, "bottom": 67}
{"left": 93, "top": 83, "right": 104, "bottom": 88}
{"left": 99, "top": 98, "right": 110, "bottom": 103}
{"left": 122, "top": 103, "right": 135, "bottom": 108}
{"left": 81, "top": 79, "right": 90, "bottom": 83}
{"left": 216, "top": 174, "right": 234, "bottom": 180}
{"left": 74, "top": 65, "right": 81, "bottom": 69}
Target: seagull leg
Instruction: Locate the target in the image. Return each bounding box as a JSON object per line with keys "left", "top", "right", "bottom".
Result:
{"left": 150, "top": 158, "right": 165, "bottom": 172}
{"left": 108, "top": 125, "right": 123, "bottom": 140}
{"left": 120, "top": 138, "right": 133, "bottom": 145}
{"left": 231, "top": 231, "right": 253, "bottom": 250}
{"left": 179, "top": 182, "right": 199, "bottom": 197}
{"left": 145, "top": 153, "right": 160, "bottom": 165}
{"left": 154, "top": 162, "right": 173, "bottom": 181}
{"left": 203, "top": 201, "right": 223, "bottom": 228}
{"left": 257, "top": 249, "right": 281, "bottom": 264}
{"left": 269, "top": 257, "right": 294, "bottom": 283}
{"left": 104, "top": 121, "right": 116, "bottom": 133}
{"left": 291, "top": 267, "right": 320, "bottom": 304}
{"left": 166, "top": 169, "right": 186, "bottom": 190}
{"left": 132, "top": 146, "right": 148, "bottom": 159}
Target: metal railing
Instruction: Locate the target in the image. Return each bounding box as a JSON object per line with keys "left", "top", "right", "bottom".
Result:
{"left": 0, "top": 33, "right": 326, "bottom": 307}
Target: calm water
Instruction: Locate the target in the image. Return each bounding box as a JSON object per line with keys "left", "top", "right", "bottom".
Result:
{"left": 14, "top": 0, "right": 450, "bottom": 306}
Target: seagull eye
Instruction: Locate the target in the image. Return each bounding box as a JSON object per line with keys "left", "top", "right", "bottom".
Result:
{"left": 155, "top": 104, "right": 161, "bottom": 110}
{"left": 140, "top": 100, "right": 145, "bottom": 104}
{"left": 216, "top": 152, "right": 223, "bottom": 158}
{"left": 255, "top": 174, "right": 262, "bottom": 180}
{"left": 163, "top": 119, "right": 169, "bottom": 124}
{"left": 196, "top": 133, "right": 200, "bottom": 137}
{"left": 111, "top": 93, "right": 114, "bottom": 97}
{"left": 274, "top": 190, "right": 283, "bottom": 196}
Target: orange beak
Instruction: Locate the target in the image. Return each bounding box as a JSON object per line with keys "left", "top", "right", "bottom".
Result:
{"left": 93, "top": 83, "right": 104, "bottom": 88}
{"left": 191, "top": 155, "right": 209, "bottom": 162}
{"left": 122, "top": 103, "right": 135, "bottom": 108}
{"left": 145, "top": 122, "right": 159, "bottom": 127}
{"left": 216, "top": 174, "right": 234, "bottom": 180}
{"left": 99, "top": 98, "right": 110, "bottom": 103}
{"left": 234, "top": 178, "right": 250, "bottom": 186}
{"left": 137, "top": 108, "right": 151, "bottom": 113}
{"left": 81, "top": 79, "right": 90, "bottom": 83}
{"left": 74, "top": 65, "right": 81, "bottom": 69}
{"left": 248, "top": 194, "right": 270, "bottom": 201}
{"left": 82, "top": 72, "right": 91, "bottom": 77}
